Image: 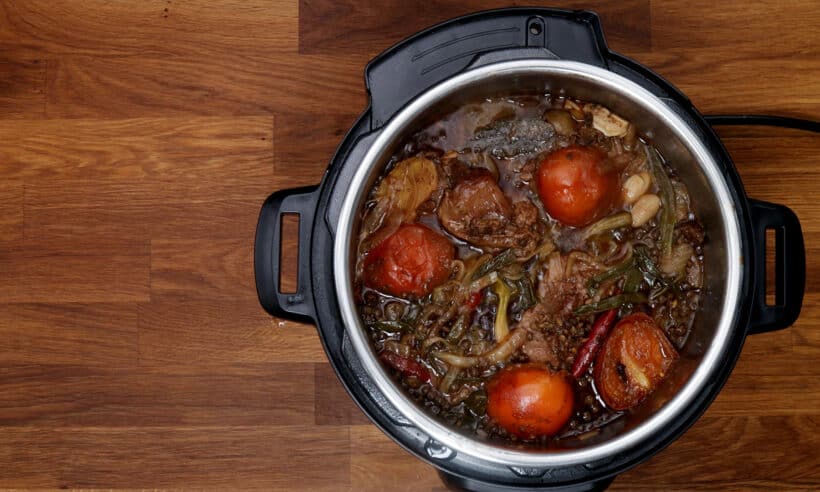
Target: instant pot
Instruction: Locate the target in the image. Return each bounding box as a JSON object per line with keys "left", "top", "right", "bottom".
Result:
{"left": 254, "top": 8, "right": 807, "bottom": 491}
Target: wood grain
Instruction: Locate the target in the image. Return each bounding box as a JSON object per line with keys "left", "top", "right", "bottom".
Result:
{"left": 314, "top": 363, "right": 369, "bottom": 426}
{"left": 637, "top": 49, "right": 820, "bottom": 116}
{"left": 0, "top": 180, "right": 22, "bottom": 240}
{"left": 0, "top": 116, "right": 274, "bottom": 180}
{"left": 0, "top": 239, "right": 150, "bottom": 303}
{"left": 137, "top": 299, "right": 327, "bottom": 364}
{"left": 0, "top": 0, "right": 818, "bottom": 490}
{"left": 650, "top": 0, "right": 820, "bottom": 55}
{"left": 150, "top": 238, "right": 254, "bottom": 300}
{"left": 0, "top": 0, "right": 298, "bottom": 58}
{"left": 0, "top": 303, "right": 137, "bottom": 367}
{"left": 299, "top": 0, "right": 651, "bottom": 56}
{"left": 0, "top": 426, "right": 349, "bottom": 489}
{"left": 45, "top": 54, "right": 367, "bottom": 118}
{"left": 0, "top": 59, "right": 45, "bottom": 117}
{"left": 613, "top": 416, "right": 820, "bottom": 489}
{"left": 274, "top": 110, "right": 361, "bottom": 186}
{"left": 24, "top": 177, "right": 270, "bottom": 241}
{"left": 0, "top": 364, "right": 314, "bottom": 427}
{"left": 792, "top": 293, "right": 820, "bottom": 358}
{"left": 350, "top": 425, "right": 445, "bottom": 492}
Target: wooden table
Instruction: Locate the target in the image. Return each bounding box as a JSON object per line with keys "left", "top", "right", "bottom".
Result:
{"left": 1, "top": 1, "right": 818, "bottom": 490}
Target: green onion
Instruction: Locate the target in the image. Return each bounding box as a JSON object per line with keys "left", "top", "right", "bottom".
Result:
{"left": 492, "top": 279, "right": 512, "bottom": 341}
{"left": 573, "top": 292, "right": 648, "bottom": 316}
{"left": 634, "top": 245, "right": 677, "bottom": 303}
{"left": 368, "top": 320, "right": 414, "bottom": 333}
{"left": 622, "top": 267, "right": 644, "bottom": 293}
{"left": 511, "top": 276, "right": 536, "bottom": 314}
{"left": 587, "top": 251, "right": 635, "bottom": 295}
{"left": 634, "top": 246, "right": 666, "bottom": 283}
{"left": 470, "top": 249, "right": 515, "bottom": 281}
{"left": 650, "top": 284, "right": 670, "bottom": 300}
{"left": 646, "top": 146, "right": 676, "bottom": 257}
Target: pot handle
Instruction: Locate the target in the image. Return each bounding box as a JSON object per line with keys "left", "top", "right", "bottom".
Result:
{"left": 365, "top": 8, "right": 610, "bottom": 128}
{"left": 437, "top": 470, "right": 615, "bottom": 491}
{"left": 747, "top": 198, "right": 805, "bottom": 334}
{"left": 254, "top": 185, "right": 319, "bottom": 323}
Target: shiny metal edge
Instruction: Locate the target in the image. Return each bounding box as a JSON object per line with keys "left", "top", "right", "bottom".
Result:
{"left": 333, "top": 59, "right": 742, "bottom": 467}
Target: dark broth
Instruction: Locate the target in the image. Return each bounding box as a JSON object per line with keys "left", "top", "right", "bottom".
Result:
{"left": 355, "top": 94, "right": 704, "bottom": 447}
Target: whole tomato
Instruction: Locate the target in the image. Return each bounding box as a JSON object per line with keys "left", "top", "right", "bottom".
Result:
{"left": 594, "top": 313, "right": 678, "bottom": 410}
{"left": 363, "top": 223, "right": 454, "bottom": 297}
{"left": 486, "top": 365, "right": 575, "bottom": 439}
{"left": 537, "top": 145, "right": 618, "bottom": 227}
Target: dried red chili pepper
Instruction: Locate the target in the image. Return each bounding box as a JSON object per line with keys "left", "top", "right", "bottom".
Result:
{"left": 571, "top": 309, "right": 618, "bottom": 379}
{"left": 380, "top": 351, "right": 433, "bottom": 384}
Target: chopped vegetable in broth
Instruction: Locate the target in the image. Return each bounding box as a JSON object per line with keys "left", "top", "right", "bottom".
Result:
{"left": 354, "top": 94, "right": 705, "bottom": 445}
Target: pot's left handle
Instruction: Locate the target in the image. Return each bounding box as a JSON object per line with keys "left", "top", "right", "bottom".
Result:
{"left": 254, "top": 185, "right": 319, "bottom": 323}
{"left": 747, "top": 198, "right": 805, "bottom": 334}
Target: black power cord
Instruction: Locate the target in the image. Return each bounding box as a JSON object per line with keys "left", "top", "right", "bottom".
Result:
{"left": 704, "top": 114, "right": 820, "bottom": 133}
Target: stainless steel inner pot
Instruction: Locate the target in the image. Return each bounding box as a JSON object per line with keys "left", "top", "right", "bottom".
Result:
{"left": 333, "top": 59, "right": 743, "bottom": 467}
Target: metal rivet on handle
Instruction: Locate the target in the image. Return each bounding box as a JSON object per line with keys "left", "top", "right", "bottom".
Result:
{"left": 509, "top": 466, "right": 550, "bottom": 478}
{"left": 424, "top": 439, "right": 456, "bottom": 461}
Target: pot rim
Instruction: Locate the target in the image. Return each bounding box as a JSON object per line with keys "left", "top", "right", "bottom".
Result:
{"left": 333, "top": 59, "right": 742, "bottom": 467}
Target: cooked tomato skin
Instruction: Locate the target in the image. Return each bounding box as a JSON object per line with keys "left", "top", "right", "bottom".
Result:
{"left": 594, "top": 312, "right": 678, "bottom": 411}
{"left": 537, "top": 145, "right": 617, "bottom": 227}
{"left": 363, "top": 223, "right": 454, "bottom": 297}
{"left": 486, "top": 365, "right": 575, "bottom": 439}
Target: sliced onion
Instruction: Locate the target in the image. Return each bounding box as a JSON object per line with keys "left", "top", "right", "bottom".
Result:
{"left": 565, "top": 251, "right": 605, "bottom": 276}
{"left": 544, "top": 109, "right": 575, "bottom": 136}
{"left": 581, "top": 212, "right": 632, "bottom": 240}
{"left": 422, "top": 336, "right": 448, "bottom": 352}
{"left": 433, "top": 329, "right": 527, "bottom": 369}
{"left": 439, "top": 366, "right": 461, "bottom": 393}
{"left": 660, "top": 243, "right": 694, "bottom": 277}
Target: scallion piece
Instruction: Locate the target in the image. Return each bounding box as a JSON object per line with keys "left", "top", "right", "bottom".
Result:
{"left": 573, "top": 292, "right": 648, "bottom": 316}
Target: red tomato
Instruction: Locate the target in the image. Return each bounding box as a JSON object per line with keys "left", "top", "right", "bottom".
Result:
{"left": 537, "top": 145, "right": 617, "bottom": 227}
{"left": 363, "top": 223, "right": 454, "bottom": 297}
{"left": 486, "top": 365, "right": 575, "bottom": 439}
{"left": 594, "top": 313, "right": 678, "bottom": 411}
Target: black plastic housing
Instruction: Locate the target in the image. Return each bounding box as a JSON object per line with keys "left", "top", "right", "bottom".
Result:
{"left": 253, "top": 8, "right": 805, "bottom": 491}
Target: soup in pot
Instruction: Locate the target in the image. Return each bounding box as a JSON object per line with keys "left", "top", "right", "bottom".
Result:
{"left": 354, "top": 94, "right": 704, "bottom": 444}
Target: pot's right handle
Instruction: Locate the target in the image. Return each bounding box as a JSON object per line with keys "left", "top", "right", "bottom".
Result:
{"left": 254, "top": 186, "right": 319, "bottom": 323}
{"left": 747, "top": 198, "right": 805, "bottom": 334}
